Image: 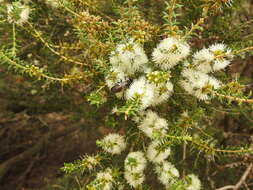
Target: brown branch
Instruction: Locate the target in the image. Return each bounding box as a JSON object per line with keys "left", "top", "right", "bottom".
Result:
{"left": 216, "top": 163, "right": 253, "bottom": 190}
{"left": 234, "top": 163, "right": 253, "bottom": 190}
{"left": 182, "top": 143, "right": 186, "bottom": 177}
{"left": 0, "top": 126, "right": 79, "bottom": 181}
{"left": 211, "top": 90, "right": 253, "bottom": 104}
{"left": 15, "top": 155, "right": 37, "bottom": 190}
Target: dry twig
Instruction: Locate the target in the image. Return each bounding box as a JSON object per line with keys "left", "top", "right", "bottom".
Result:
{"left": 216, "top": 163, "right": 253, "bottom": 190}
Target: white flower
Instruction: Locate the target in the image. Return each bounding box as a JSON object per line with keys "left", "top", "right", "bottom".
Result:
{"left": 124, "top": 171, "right": 144, "bottom": 188}
{"left": 100, "top": 133, "right": 127, "bottom": 155}
{"left": 180, "top": 68, "right": 221, "bottom": 100}
{"left": 152, "top": 37, "right": 190, "bottom": 70}
{"left": 125, "top": 151, "right": 147, "bottom": 172}
{"left": 105, "top": 67, "right": 128, "bottom": 89}
{"left": 191, "top": 44, "right": 233, "bottom": 73}
{"left": 192, "top": 48, "right": 214, "bottom": 73}
{"left": 111, "top": 106, "right": 118, "bottom": 114}
{"left": 110, "top": 39, "right": 148, "bottom": 75}
{"left": 208, "top": 43, "right": 233, "bottom": 71}
{"left": 138, "top": 110, "right": 168, "bottom": 139}
{"left": 186, "top": 174, "right": 201, "bottom": 190}
{"left": 19, "top": 6, "right": 29, "bottom": 23}
{"left": 146, "top": 140, "right": 171, "bottom": 163}
{"left": 95, "top": 168, "right": 114, "bottom": 190}
{"left": 152, "top": 81, "right": 173, "bottom": 105}
{"left": 97, "top": 169, "right": 113, "bottom": 181}
{"left": 7, "top": 2, "right": 30, "bottom": 25}
{"left": 212, "top": 59, "right": 231, "bottom": 71}
{"left": 125, "top": 77, "right": 155, "bottom": 110}
{"left": 45, "top": 0, "right": 60, "bottom": 8}
{"left": 84, "top": 155, "right": 99, "bottom": 170}
{"left": 146, "top": 71, "right": 174, "bottom": 105}
{"left": 209, "top": 43, "right": 228, "bottom": 54}
{"left": 155, "top": 161, "right": 179, "bottom": 186}
{"left": 132, "top": 110, "right": 146, "bottom": 124}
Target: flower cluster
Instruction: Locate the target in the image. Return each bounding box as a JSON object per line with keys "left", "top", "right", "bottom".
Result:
{"left": 138, "top": 110, "right": 168, "bottom": 139}
{"left": 180, "top": 68, "right": 221, "bottom": 100}
{"left": 180, "top": 43, "right": 233, "bottom": 100}
{"left": 146, "top": 70, "right": 173, "bottom": 105}
{"left": 81, "top": 155, "right": 100, "bottom": 171}
{"left": 155, "top": 161, "right": 180, "bottom": 188}
{"left": 97, "top": 133, "right": 127, "bottom": 155}
{"left": 107, "top": 38, "right": 175, "bottom": 110}
{"left": 152, "top": 37, "right": 190, "bottom": 70}
{"left": 146, "top": 140, "right": 171, "bottom": 163}
{"left": 6, "top": 2, "right": 30, "bottom": 25}
{"left": 45, "top": 0, "right": 61, "bottom": 8}
{"left": 87, "top": 168, "right": 114, "bottom": 190}
{"left": 109, "top": 39, "right": 148, "bottom": 75}
{"left": 106, "top": 37, "right": 234, "bottom": 105}
{"left": 125, "top": 77, "right": 155, "bottom": 109}
{"left": 192, "top": 44, "right": 233, "bottom": 73}
{"left": 186, "top": 174, "right": 201, "bottom": 190}
{"left": 90, "top": 111, "right": 202, "bottom": 189}
{"left": 94, "top": 37, "right": 233, "bottom": 189}
{"left": 124, "top": 151, "right": 147, "bottom": 187}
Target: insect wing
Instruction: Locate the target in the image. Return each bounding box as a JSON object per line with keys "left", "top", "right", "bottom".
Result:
{"left": 111, "top": 84, "right": 123, "bottom": 93}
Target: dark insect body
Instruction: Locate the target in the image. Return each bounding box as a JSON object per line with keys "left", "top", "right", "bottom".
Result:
{"left": 111, "top": 79, "right": 132, "bottom": 93}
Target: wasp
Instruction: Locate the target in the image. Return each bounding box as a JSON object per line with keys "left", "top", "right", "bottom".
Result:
{"left": 111, "top": 79, "right": 132, "bottom": 93}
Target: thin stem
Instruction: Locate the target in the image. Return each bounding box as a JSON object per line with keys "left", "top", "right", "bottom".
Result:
{"left": 211, "top": 90, "right": 253, "bottom": 104}
{"left": 182, "top": 17, "right": 205, "bottom": 39}
{"left": 216, "top": 164, "right": 253, "bottom": 190}
{"left": 182, "top": 143, "right": 186, "bottom": 177}
{"left": 12, "top": 23, "right": 16, "bottom": 56}
{"left": 58, "top": 1, "right": 80, "bottom": 17}
{"left": 26, "top": 22, "right": 87, "bottom": 66}
{"left": 215, "top": 46, "right": 253, "bottom": 59}
{"left": 234, "top": 46, "right": 253, "bottom": 55}
{"left": 167, "top": 0, "right": 177, "bottom": 25}
{"left": 165, "top": 134, "right": 253, "bottom": 154}
{"left": 57, "top": 0, "right": 113, "bottom": 22}
{"left": 1, "top": 51, "right": 72, "bottom": 82}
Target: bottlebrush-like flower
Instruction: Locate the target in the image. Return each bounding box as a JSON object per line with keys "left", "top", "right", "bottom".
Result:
{"left": 152, "top": 82, "right": 173, "bottom": 105}
{"left": 209, "top": 43, "right": 233, "bottom": 71}
{"left": 180, "top": 68, "right": 221, "bottom": 100}
{"left": 105, "top": 67, "right": 128, "bottom": 89}
{"left": 155, "top": 161, "right": 179, "bottom": 187}
{"left": 125, "top": 77, "right": 155, "bottom": 110}
{"left": 45, "top": 0, "right": 60, "bottom": 8}
{"left": 97, "top": 133, "right": 126, "bottom": 155}
{"left": 152, "top": 37, "right": 190, "bottom": 70}
{"left": 95, "top": 168, "right": 114, "bottom": 190}
{"left": 186, "top": 174, "right": 201, "bottom": 190}
{"left": 146, "top": 140, "right": 171, "bottom": 163}
{"left": 146, "top": 71, "right": 173, "bottom": 105}
{"left": 82, "top": 155, "right": 100, "bottom": 171}
{"left": 110, "top": 39, "right": 148, "bottom": 75}
{"left": 192, "top": 48, "right": 214, "bottom": 73}
{"left": 138, "top": 110, "right": 168, "bottom": 139}
{"left": 7, "top": 2, "right": 30, "bottom": 25}
{"left": 125, "top": 151, "right": 147, "bottom": 172}
{"left": 124, "top": 170, "right": 145, "bottom": 188}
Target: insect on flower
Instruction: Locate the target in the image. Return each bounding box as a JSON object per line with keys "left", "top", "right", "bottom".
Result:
{"left": 111, "top": 79, "right": 132, "bottom": 93}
